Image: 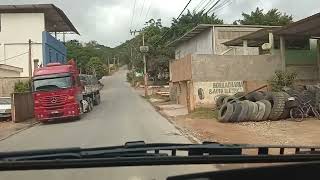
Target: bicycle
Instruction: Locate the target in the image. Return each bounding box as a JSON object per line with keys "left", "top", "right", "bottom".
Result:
{"left": 288, "top": 96, "right": 320, "bottom": 122}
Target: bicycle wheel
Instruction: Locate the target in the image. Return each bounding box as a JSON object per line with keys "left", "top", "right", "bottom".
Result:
{"left": 311, "top": 107, "right": 320, "bottom": 120}
{"left": 290, "top": 107, "right": 304, "bottom": 122}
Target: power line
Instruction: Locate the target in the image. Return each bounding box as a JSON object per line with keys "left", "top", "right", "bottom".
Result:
{"left": 153, "top": 0, "right": 193, "bottom": 46}
{"left": 138, "top": 0, "right": 146, "bottom": 27}
{"left": 130, "top": 0, "right": 138, "bottom": 30}
{"left": 143, "top": 1, "right": 152, "bottom": 25}
{"left": 194, "top": 0, "right": 208, "bottom": 12}
{"left": 177, "top": 0, "right": 193, "bottom": 19}
{"left": 201, "top": 0, "right": 216, "bottom": 12}
{"left": 0, "top": 52, "right": 28, "bottom": 63}
{"left": 209, "top": 0, "right": 232, "bottom": 14}
{"left": 205, "top": 0, "right": 221, "bottom": 14}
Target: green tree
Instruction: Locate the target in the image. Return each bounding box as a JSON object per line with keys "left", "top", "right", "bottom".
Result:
{"left": 234, "top": 7, "right": 293, "bottom": 26}
{"left": 86, "top": 57, "right": 105, "bottom": 79}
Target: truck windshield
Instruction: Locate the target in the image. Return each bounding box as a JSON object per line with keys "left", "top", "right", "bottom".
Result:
{"left": 33, "top": 75, "right": 72, "bottom": 91}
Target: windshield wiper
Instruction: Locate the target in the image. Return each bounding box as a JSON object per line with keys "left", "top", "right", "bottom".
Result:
{"left": 1, "top": 141, "right": 320, "bottom": 171}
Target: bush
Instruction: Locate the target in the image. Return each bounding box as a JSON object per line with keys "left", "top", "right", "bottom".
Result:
{"left": 14, "top": 81, "right": 31, "bottom": 93}
{"left": 269, "top": 70, "right": 297, "bottom": 91}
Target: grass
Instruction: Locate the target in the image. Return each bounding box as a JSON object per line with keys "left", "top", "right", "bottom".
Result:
{"left": 189, "top": 107, "right": 218, "bottom": 119}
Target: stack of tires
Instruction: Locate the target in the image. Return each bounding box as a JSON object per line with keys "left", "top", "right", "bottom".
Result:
{"left": 217, "top": 91, "right": 290, "bottom": 123}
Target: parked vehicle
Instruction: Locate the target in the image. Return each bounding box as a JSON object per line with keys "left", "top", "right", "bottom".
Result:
{"left": 0, "top": 97, "right": 11, "bottom": 118}
{"left": 32, "top": 60, "right": 101, "bottom": 122}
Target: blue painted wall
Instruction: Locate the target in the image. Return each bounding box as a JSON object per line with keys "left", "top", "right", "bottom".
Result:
{"left": 42, "top": 31, "right": 67, "bottom": 65}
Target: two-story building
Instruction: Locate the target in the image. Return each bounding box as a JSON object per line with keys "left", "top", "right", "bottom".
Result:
{"left": 0, "top": 4, "right": 79, "bottom": 77}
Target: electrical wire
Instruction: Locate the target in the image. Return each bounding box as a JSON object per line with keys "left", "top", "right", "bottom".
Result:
{"left": 194, "top": 0, "right": 208, "bottom": 12}
{"left": 130, "top": 0, "right": 138, "bottom": 31}
{"left": 143, "top": 1, "right": 152, "bottom": 25}
{"left": 205, "top": 0, "right": 221, "bottom": 14}
{"left": 0, "top": 52, "right": 28, "bottom": 63}
{"left": 138, "top": 0, "right": 146, "bottom": 27}
{"left": 209, "top": 0, "right": 232, "bottom": 14}
{"left": 153, "top": 0, "right": 193, "bottom": 46}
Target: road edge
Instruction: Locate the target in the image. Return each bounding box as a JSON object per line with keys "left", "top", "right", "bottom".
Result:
{"left": 0, "top": 121, "right": 40, "bottom": 142}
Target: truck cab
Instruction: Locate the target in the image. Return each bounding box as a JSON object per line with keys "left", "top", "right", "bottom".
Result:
{"left": 32, "top": 61, "right": 82, "bottom": 122}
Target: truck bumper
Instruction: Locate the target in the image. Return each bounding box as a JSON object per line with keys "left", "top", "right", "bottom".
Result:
{"left": 35, "top": 104, "right": 80, "bottom": 122}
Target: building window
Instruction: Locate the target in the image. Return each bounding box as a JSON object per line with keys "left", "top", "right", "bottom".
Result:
{"left": 49, "top": 49, "right": 52, "bottom": 63}
{"left": 56, "top": 52, "right": 59, "bottom": 61}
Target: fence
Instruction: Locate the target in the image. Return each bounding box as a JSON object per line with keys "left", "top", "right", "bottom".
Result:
{"left": 11, "top": 92, "right": 34, "bottom": 123}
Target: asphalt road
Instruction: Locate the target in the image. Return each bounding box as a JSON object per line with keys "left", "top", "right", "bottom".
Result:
{"left": 0, "top": 68, "right": 215, "bottom": 179}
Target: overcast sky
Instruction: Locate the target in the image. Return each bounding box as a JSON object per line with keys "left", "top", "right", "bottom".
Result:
{"left": 2, "top": 0, "right": 320, "bottom": 47}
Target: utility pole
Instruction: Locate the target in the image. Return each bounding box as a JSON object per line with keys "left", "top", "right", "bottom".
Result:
{"left": 142, "top": 33, "right": 148, "bottom": 97}
{"left": 130, "top": 29, "right": 149, "bottom": 97}
{"left": 28, "top": 39, "right": 32, "bottom": 79}
{"left": 107, "top": 57, "right": 110, "bottom": 74}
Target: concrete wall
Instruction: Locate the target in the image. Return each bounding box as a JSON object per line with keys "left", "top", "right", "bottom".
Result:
{"left": 191, "top": 54, "right": 282, "bottom": 81}
{"left": 11, "top": 92, "right": 34, "bottom": 123}
{"left": 175, "top": 28, "right": 213, "bottom": 59}
{"left": 287, "top": 65, "right": 318, "bottom": 80}
{"left": 170, "top": 54, "right": 192, "bottom": 82}
{"left": 0, "top": 77, "right": 29, "bottom": 97}
{"left": 42, "top": 32, "right": 67, "bottom": 65}
{"left": 213, "top": 26, "right": 261, "bottom": 55}
{"left": 0, "top": 13, "right": 45, "bottom": 77}
{"left": 0, "top": 68, "right": 20, "bottom": 77}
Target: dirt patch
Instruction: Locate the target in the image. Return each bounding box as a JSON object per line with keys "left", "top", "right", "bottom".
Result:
{"left": 173, "top": 115, "right": 320, "bottom": 146}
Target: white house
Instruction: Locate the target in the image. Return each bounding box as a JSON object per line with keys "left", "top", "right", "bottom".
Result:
{"left": 0, "top": 4, "right": 79, "bottom": 77}
{"left": 169, "top": 24, "right": 280, "bottom": 59}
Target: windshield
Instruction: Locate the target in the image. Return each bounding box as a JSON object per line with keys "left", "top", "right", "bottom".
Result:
{"left": 0, "top": 0, "right": 319, "bottom": 179}
{"left": 0, "top": 98, "right": 10, "bottom": 105}
{"left": 33, "top": 75, "right": 72, "bottom": 91}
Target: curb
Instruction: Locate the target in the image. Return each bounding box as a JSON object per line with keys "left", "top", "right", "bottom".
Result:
{"left": 0, "top": 121, "right": 40, "bottom": 141}
{"left": 141, "top": 96, "right": 202, "bottom": 144}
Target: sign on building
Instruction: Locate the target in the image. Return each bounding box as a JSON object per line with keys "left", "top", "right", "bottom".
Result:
{"left": 194, "top": 81, "right": 244, "bottom": 105}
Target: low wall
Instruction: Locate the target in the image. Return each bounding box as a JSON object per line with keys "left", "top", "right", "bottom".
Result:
{"left": 0, "top": 77, "right": 29, "bottom": 97}
{"left": 11, "top": 92, "right": 34, "bottom": 123}
{"left": 170, "top": 54, "right": 192, "bottom": 82}
{"left": 191, "top": 54, "right": 282, "bottom": 81}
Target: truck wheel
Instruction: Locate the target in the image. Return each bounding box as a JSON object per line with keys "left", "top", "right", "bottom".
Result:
{"left": 89, "top": 98, "right": 94, "bottom": 111}
{"left": 93, "top": 93, "right": 101, "bottom": 105}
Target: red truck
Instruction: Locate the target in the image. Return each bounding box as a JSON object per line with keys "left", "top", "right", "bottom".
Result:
{"left": 32, "top": 60, "right": 101, "bottom": 122}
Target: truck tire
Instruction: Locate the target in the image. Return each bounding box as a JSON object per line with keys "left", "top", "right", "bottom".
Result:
{"left": 260, "top": 100, "right": 272, "bottom": 120}
{"left": 248, "top": 101, "right": 259, "bottom": 121}
{"left": 218, "top": 103, "right": 234, "bottom": 123}
{"left": 223, "top": 96, "right": 238, "bottom": 105}
{"left": 230, "top": 102, "right": 242, "bottom": 122}
{"left": 238, "top": 101, "right": 249, "bottom": 122}
{"left": 216, "top": 95, "right": 228, "bottom": 109}
{"left": 255, "top": 101, "right": 266, "bottom": 121}
{"left": 266, "top": 92, "right": 286, "bottom": 120}
{"left": 245, "top": 92, "right": 264, "bottom": 102}
{"left": 279, "top": 92, "right": 290, "bottom": 119}
{"left": 93, "top": 93, "right": 101, "bottom": 105}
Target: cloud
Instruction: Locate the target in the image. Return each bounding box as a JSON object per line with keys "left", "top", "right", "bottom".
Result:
{"left": 0, "top": 0, "right": 319, "bottom": 47}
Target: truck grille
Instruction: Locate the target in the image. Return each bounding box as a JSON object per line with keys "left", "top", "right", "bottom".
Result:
{"left": 39, "top": 95, "right": 68, "bottom": 110}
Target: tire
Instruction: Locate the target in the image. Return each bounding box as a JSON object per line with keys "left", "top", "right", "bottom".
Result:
{"left": 218, "top": 103, "right": 234, "bottom": 123}
{"left": 279, "top": 92, "right": 290, "bottom": 119}
{"left": 265, "top": 92, "right": 286, "bottom": 120}
{"left": 260, "top": 100, "right": 271, "bottom": 120}
{"left": 246, "top": 100, "right": 258, "bottom": 121}
{"left": 223, "top": 96, "right": 238, "bottom": 105}
{"left": 237, "top": 101, "right": 249, "bottom": 122}
{"left": 93, "top": 93, "right": 101, "bottom": 105}
{"left": 248, "top": 101, "right": 259, "bottom": 121}
{"left": 230, "top": 102, "right": 242, "bottom": 122}
{"left": 245, "top": 92, "right": 264, "bottom": 102}
{"left": 234, "top": 92, "right": 246, "bottom": 100}
{"left": 255, "top": 102, "right": 266, "bottom": 121}
{"left": 216, "top": 95, "right": 228, "bottom": 109}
